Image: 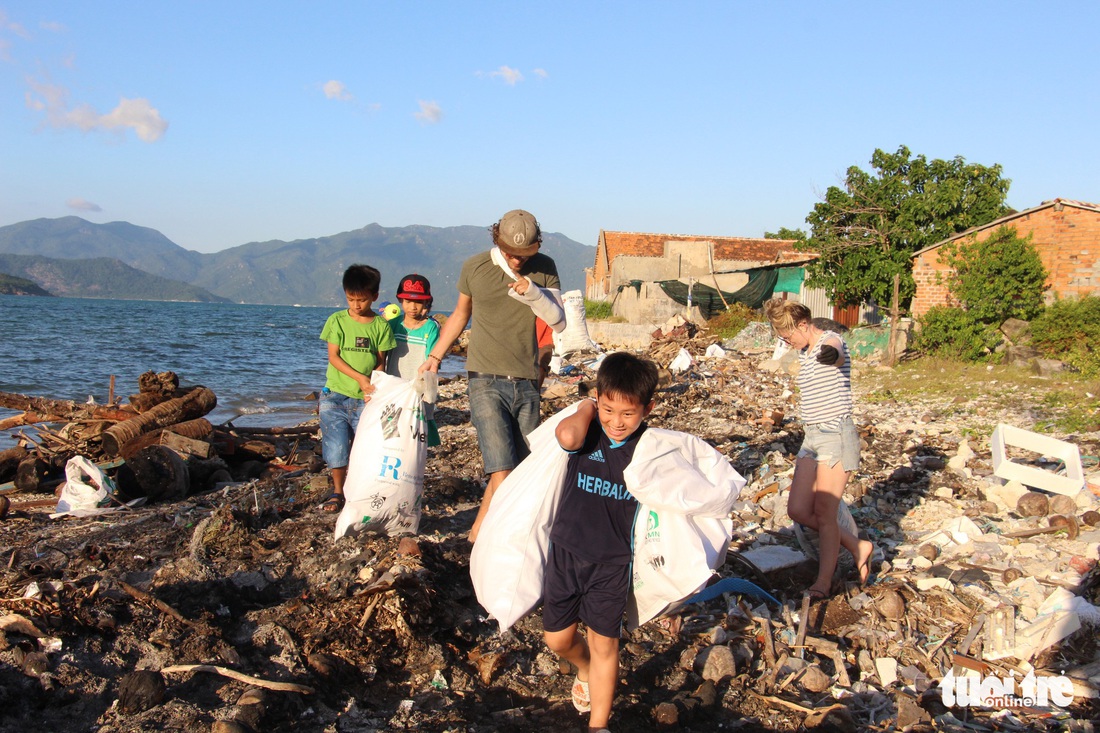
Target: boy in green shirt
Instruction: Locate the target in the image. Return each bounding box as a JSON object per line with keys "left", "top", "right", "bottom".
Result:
{"left": 319, "top": 264, "right": 396, "bottom": 512}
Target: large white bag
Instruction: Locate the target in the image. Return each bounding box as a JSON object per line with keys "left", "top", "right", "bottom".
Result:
{"left": 553, "top": 290, "right": 599, "bottom": 356}
{"left": 469, "top": 403, "right": 579, "bottom": 631}
{"left": 625, "top": 429, "right": 745, "bottom": 628}
{"left": 334, "top": 371, "right": 433, "bottom": 539}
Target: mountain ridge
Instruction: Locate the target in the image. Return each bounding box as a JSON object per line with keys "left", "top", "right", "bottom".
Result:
{"left": 0, "top": 217, "right": 595, "bottom": 308}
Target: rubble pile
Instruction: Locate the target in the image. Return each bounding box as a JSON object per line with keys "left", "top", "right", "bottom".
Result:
{"left": 1, "top": 326, "right": 1099, "bottom": 732}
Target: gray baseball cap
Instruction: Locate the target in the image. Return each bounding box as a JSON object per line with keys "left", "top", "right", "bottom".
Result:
{"left": 495, "top": 209, "right": 541, "bottom": 256}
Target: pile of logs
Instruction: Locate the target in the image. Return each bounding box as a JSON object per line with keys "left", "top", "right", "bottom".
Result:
{"left": 0, "top": 371, "right": 322, "bottom": 504}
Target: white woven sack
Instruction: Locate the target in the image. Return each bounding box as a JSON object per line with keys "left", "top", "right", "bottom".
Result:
{"left": 335, "top": 371, "right": 429, "bottom": 538}
{"left": 469, "top": 403, "right": 580, "bottom": 631}
{"left": 552, "top": 290, "right": 598, "bottom": 356}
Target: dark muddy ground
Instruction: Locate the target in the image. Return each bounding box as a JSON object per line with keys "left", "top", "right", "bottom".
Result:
{"left": 1, "top": 338, "right": 1097, "bottom": 732}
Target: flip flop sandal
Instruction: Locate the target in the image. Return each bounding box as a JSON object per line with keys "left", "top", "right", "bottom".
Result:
{"left": 320, "top": 493, "right": 345, "bottom": 513}
{"left": 571, "top": 676, "right": 591, "bottom": 713}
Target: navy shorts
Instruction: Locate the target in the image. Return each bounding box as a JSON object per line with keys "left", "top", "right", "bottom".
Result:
{"left": 542, "top": 543, "right": 629, "bottom": 639}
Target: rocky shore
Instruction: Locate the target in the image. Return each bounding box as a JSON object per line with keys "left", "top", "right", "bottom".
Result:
{"left": 1, "top": 325, "right": 1098, "bottom": 732}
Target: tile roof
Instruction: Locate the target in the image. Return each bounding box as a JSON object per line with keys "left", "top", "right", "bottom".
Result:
{"left": 912, "top": 198, "right": 1100, "bottom": 257}
{"left": 599, "top": 230, "right": 800, "bottom": 265}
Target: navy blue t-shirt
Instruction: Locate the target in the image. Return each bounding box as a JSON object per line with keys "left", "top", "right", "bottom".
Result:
{"left": 550, "top": 420, "right": 646, "bottom": 565}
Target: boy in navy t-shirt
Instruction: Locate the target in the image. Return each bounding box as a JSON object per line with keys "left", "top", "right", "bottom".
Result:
{"left": 543, "top": 352, "right": 658, "bottom": 732}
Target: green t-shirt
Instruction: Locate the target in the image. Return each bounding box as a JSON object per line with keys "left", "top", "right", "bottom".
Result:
{"left": 320, "top": 310, "right": 397, "bottom": 398}
{"left": 458, "top": 250, "right": 561, "bottom": 379}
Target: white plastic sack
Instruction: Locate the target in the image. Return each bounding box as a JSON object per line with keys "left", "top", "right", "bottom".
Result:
{"left": 335, "top": 371, "right": 432, "bottom": 539}
{"left": 668, "top": 347, "right": 693, "bottom": 373}
{"left": 625, "top": 429, "right": 745, "bottom": 627}
{"left": 553, "top": 290, "right": 599, "bottom": 356}
{"left": 56, "top": 456, "right": 117, "bottom": 516}
{"left": 704, "top": 343, "right": 726, "bottom": 358}
{"left": 470, "top": 403, "right": 581, "bottom": 631}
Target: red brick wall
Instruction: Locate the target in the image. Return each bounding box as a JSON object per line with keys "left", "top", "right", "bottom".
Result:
{"left": 911, "top": 203, "right": 1100, "bottom": 317}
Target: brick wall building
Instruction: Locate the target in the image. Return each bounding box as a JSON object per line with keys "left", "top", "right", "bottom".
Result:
{"left": 910, "top": 198, "right": 1100, "bottom": 317}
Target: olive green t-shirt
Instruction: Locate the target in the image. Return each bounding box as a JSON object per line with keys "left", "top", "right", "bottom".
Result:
{"left": 458, "top": 251, "right": 560, "bottom": 380}
{"left": 320, "top": 310, "right": 397, "bottom": 398}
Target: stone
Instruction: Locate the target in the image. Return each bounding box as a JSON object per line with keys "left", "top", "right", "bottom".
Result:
{"left": 800, "top": 664, "right": 832, "bottom": 693}
{"left": 695, "top": 644, "right": 736, "bottom": 682}
{"left": 654, "top": 701, "right": 679, "bottom": 726}
{"left": 118, "top": 670, "right": 167, "bottom": 714}
{"left": 1017, "top": 492, "right": 1050, "bottom": 517}
{"left": 876, "top": 590, "right": 906, "bottom": 620}
{"left": 1049, "top": 494, "right": 1077, "bottom": 516}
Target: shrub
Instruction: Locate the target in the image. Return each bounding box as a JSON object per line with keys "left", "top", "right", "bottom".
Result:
{"left": 707, "top": 302, "right": 763, "bottom": 339}
{"left": 939, "top": 225, "right": 1047, "bottom": 323}
{"left": 1030, "top": 296, "right": 1100, "bottom": 377}
{"left": 584, "top": 299, "right": 614, "bottom": 321}
{"left": 914, "top": 306, "right": 1001, "bottom": 361}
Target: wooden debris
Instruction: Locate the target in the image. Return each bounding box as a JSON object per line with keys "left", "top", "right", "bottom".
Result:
{"left": 160, "top": 664, "right": 314, "bottom": 694}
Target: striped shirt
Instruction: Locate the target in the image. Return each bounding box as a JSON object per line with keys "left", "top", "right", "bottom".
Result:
{"left": 796, "top": 331, "right": 852, "bottom": 425}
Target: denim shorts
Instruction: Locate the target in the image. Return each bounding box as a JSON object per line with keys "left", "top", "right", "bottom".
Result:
{"left": 319, "top": 390, "right": 364, "bottom": 469}
{"left": 467, "top": 375, "right": 540, "bottom": 474}
{"left": 798, "top": 415, "right": 860, "bottom": 472}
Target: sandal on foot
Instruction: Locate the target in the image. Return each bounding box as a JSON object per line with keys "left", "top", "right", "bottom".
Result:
{"left": 320, "top": 493, "right": 345, "bottom": 513}
{"left": 571, "top": 676, "right": 591, "bottom": 713}
{"left": 804, "top": 588, "right": 828, "bottom": 602}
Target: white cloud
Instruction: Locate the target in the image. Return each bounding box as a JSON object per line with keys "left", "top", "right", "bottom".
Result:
{"left": 67, "top": 197, "right": 101, "bottom": 212}
{"left": 533, "top": 68, "right": 548, "bottom": 80}
{"left": 40, "top": 20, "right": 67, "bottom": 33}
{"left": 25, "top": 75, "right": 168, "bottom": 142}
{"left": 414, "top": 100, "right": 443, "bottom": 124}
{"left": 489, "top": 65, "right": 524, "bottom": 85}
{"left": 99, "top": 97, "right": 168, "bottom": 141}
{"left": 1, "top": 11, "right": 30, "bottom": 39}
{"left": 322, "top": 79, "right": 353, "bottom": 101}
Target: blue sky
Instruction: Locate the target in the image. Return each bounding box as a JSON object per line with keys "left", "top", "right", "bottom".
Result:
{"left": 1, "top": 1, "right": 1098, "bottom": 253}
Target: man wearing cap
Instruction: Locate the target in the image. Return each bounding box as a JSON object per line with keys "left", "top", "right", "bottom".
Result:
{"left": 421, "top": 209, "right": 565, "bottom": 542}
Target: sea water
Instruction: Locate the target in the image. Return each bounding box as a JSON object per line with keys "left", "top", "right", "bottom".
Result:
{"left": 0, "top": 295, "right": 463, "bottom": 444}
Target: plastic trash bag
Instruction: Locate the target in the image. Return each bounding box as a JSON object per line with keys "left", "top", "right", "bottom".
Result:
{"left": 56, "top": 456, "right": 117, "bottom": 515}
{"left": 335, "top": 371, "right": 434, "bottom": 538}
{"left": 668, "top": 347, "right": 693, "bottom": 373}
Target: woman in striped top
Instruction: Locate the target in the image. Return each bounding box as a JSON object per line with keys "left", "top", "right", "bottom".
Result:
{"left": 764, "top": 299, "right": 874, "bottom": 601}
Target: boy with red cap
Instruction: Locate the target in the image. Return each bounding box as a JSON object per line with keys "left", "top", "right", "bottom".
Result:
{"left": 386, "top": 273, "right": 441, "bottom": 446}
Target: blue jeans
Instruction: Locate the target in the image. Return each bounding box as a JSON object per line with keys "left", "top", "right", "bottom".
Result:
{"left": 319, "top": 390, "right": 364, "bottom": 469}
{"left": 467, "top": 375, "right": 540, "bottom": 474}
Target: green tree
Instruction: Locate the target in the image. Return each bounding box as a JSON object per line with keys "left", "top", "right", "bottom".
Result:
{"left": 939, "top": 225, "right": 1047, "bottom": 323}
{"left": 801, "top": 146, "right": 1012, "bottom": 309}
{"left": 764, "top": 227, "right": 807, "bottom": 241}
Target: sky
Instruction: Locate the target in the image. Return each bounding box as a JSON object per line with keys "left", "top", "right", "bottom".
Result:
{"left": 1, "top": 1, "right": 1098, "bottom": 254}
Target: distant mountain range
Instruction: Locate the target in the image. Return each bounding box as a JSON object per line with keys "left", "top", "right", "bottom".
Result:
{"left": 0, "top": 217, "right": 596, "bottom": 309}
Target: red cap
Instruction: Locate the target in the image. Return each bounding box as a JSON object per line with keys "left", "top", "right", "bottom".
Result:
{"left": 396, "top": 274, "right": 432, "bottom": 301}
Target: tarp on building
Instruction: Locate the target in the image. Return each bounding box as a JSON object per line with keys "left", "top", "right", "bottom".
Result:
{"left": 655, "top": 268, "right": 779, "bottom": 318}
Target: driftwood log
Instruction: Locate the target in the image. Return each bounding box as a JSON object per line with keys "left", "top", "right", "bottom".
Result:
{"left": 101, "top": 387, "right": 217, "bottom": 456}
{"left": 0, "top": 446, "right": 29, "bottom": 481}
{"left": 118, "top": 445, "right": 189, "bottom": 501}
{"left": 118, "top": 418, "right": 214, "bottom": 461}
{"left": 0, "top": 390, "right": 137, "bottom": 427}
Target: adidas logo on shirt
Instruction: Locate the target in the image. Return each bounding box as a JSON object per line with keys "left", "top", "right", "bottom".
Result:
{"left": 588, "top": 449, "right": 606, "bottom": 463}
